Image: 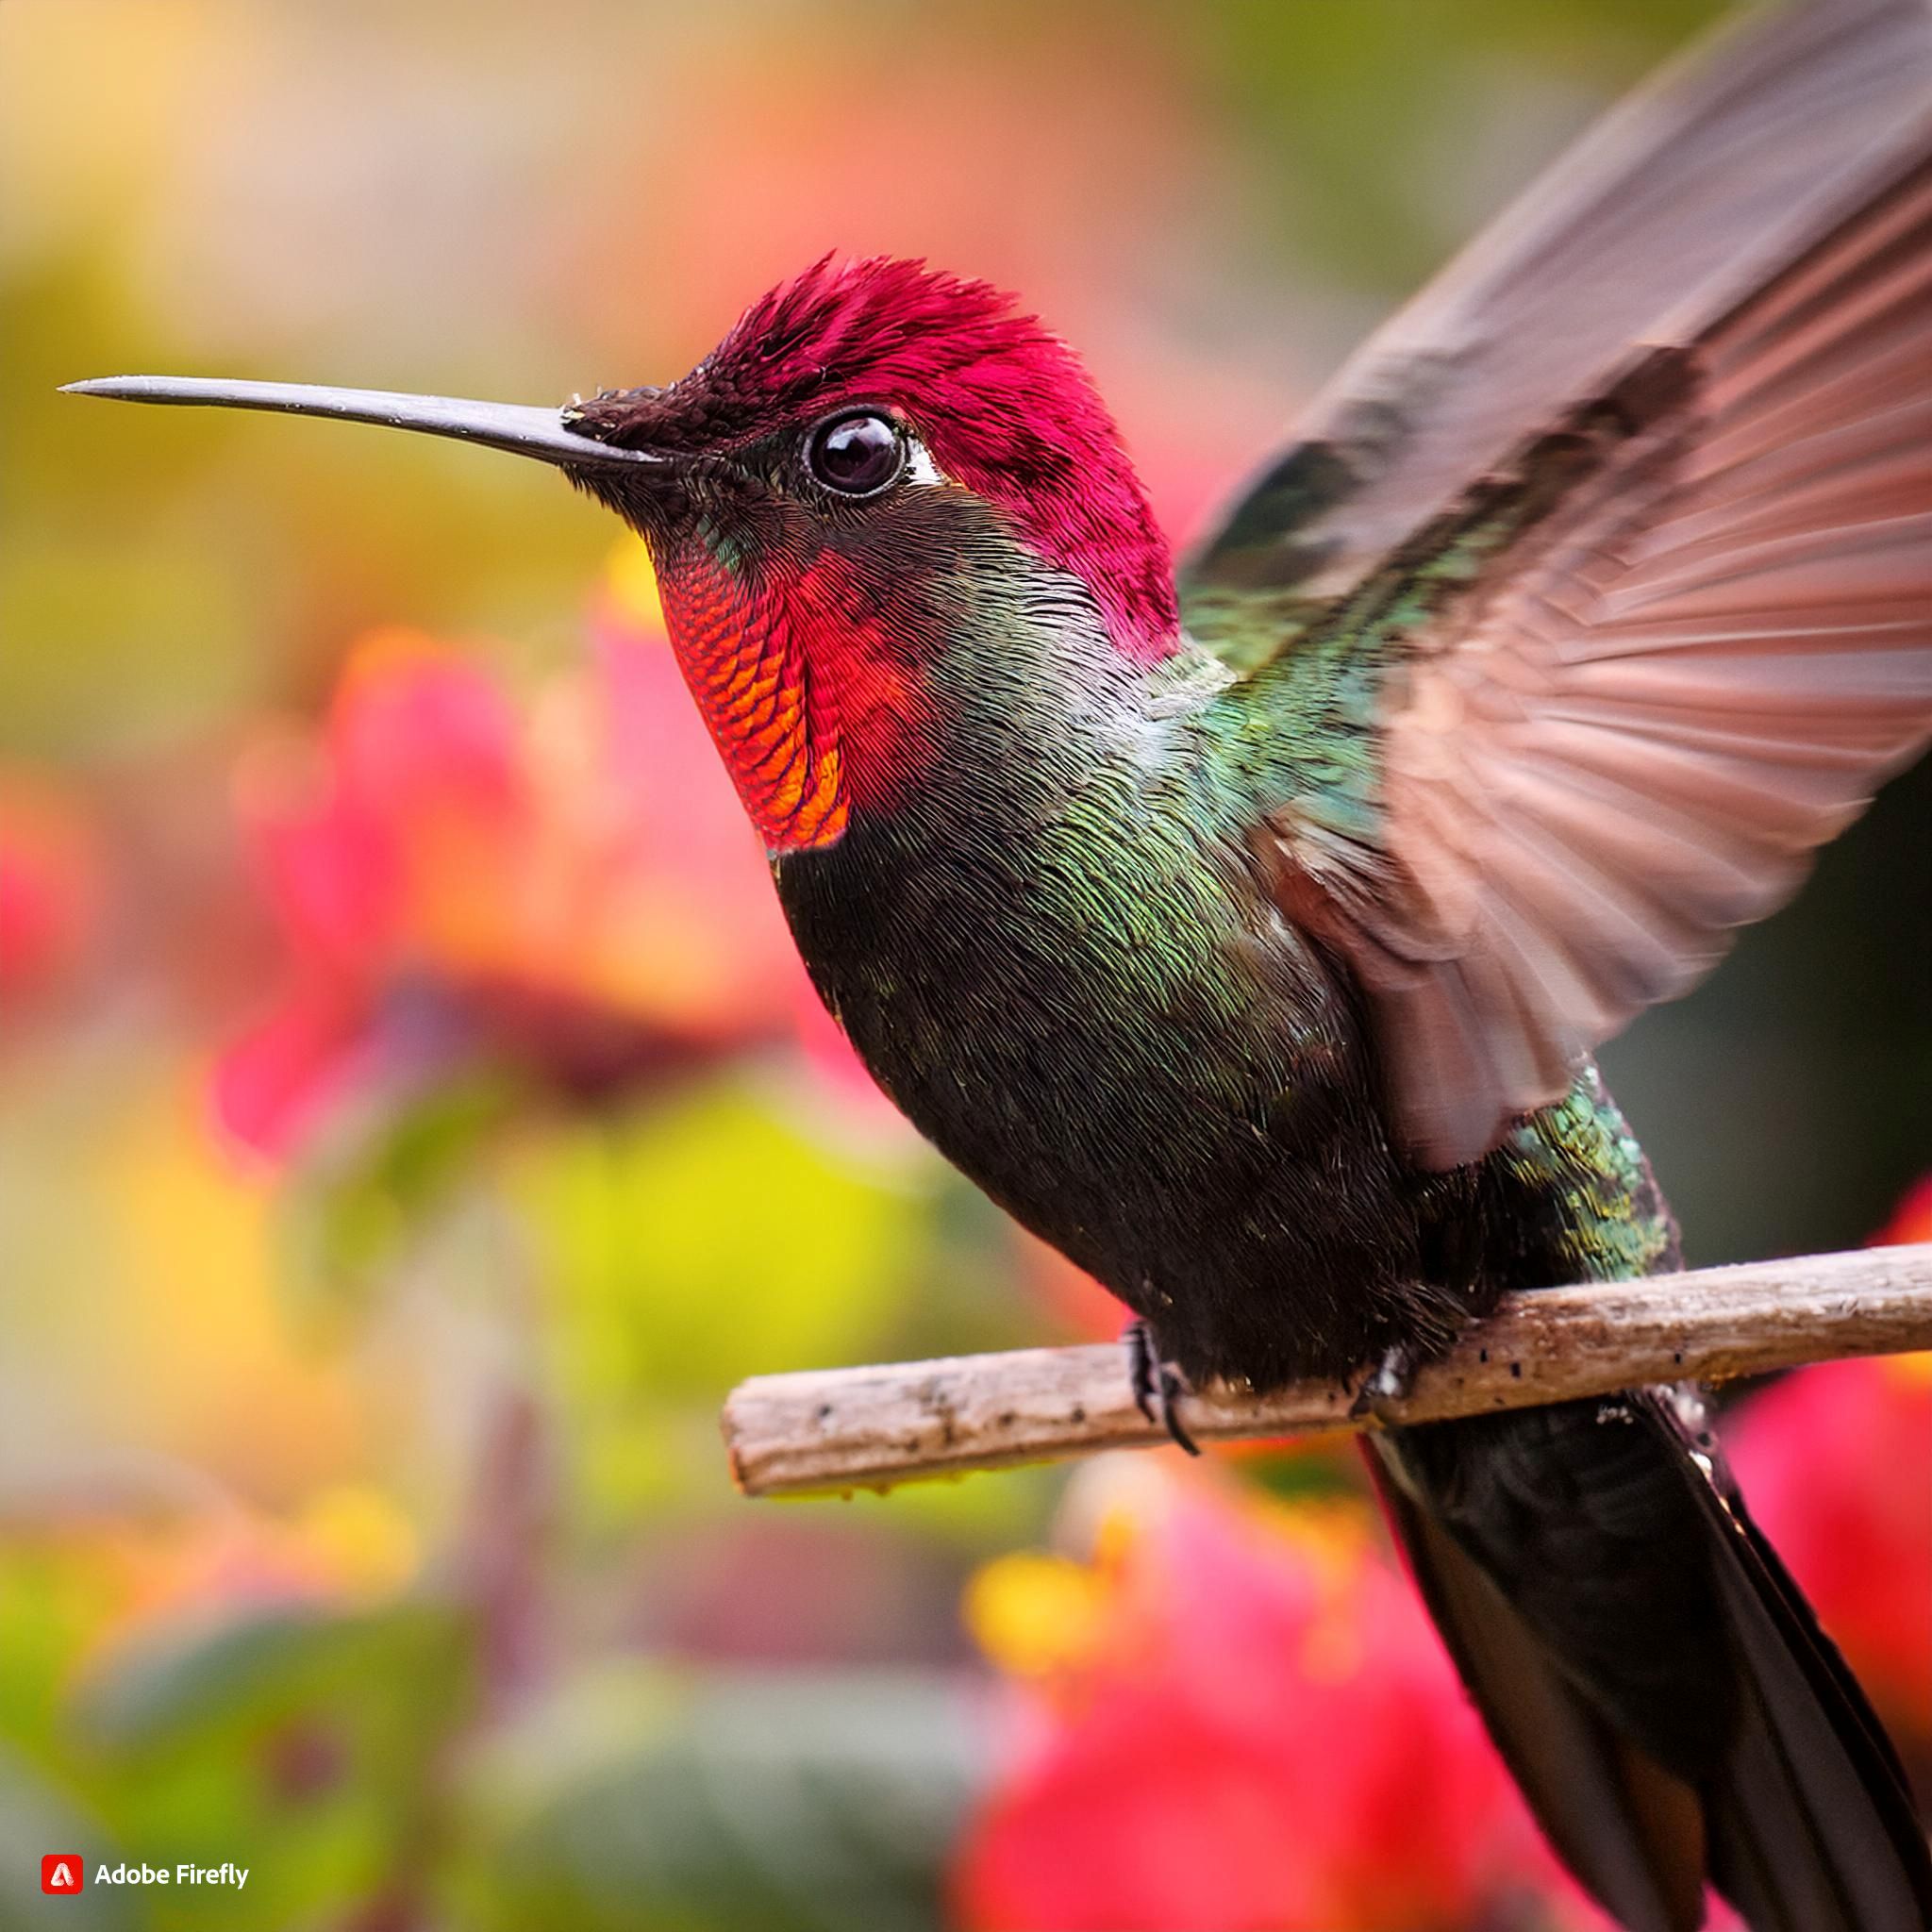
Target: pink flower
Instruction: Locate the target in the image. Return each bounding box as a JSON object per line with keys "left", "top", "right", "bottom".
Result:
{"left": 0, "top": 771, "right": 99, "bottom": 1008}
{"left": 215, "top": 595, "right": 865, "bottom": 1158}
{"left": 1871, "top": 1174, "right": 1932, "bottom": 1248}
{"left": 1721, "top": 1176, "right": 1932, "bottom": 1742}
{"left": 1728, "top": 1354, "right": 1932, "bottom": 1735}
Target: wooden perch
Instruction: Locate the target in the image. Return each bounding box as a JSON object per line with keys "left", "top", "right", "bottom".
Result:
{"left": 722, "top": 1241, "right": 1932, "bottom": 1498}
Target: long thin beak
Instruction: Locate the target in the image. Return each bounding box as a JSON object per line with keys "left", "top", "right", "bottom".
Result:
{"left": 59, "top": 375, "right": 663, "bottom": 471}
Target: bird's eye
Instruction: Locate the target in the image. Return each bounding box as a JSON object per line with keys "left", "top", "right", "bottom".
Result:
{"left": 805, "top": 412, "right": 904, "bottom": 497}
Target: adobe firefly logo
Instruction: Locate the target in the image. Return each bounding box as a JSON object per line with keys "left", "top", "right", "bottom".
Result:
{"left": 41, "top": 1855, "right": 85, "bottom": 1894}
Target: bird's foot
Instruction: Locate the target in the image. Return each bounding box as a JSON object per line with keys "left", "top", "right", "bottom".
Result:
{"left": 1125, "top": 1321, "right": 1200, "bottom": 1456}
{"left": 1348, "top": 1341, "right": 1420, "bottom": 1422}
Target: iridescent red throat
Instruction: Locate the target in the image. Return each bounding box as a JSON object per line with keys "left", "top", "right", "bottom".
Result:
{"left": 655, "top": 544, "right": 938, "bottom": 854}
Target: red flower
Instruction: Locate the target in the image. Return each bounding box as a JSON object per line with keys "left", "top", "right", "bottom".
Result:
{"left": 956, "top": 1458, "right": 1572, "bottom": 1932}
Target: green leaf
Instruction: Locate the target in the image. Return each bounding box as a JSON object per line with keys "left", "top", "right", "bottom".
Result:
{"left": 465, "top": 1665, "right": 984, "bottom": 1932}
{"left": 78, "top": 1601, "right": 468, "bottom": 1753}
{"left": 275, "top": 1070, "right": 518, "bottom": 1323}
{"left": 67, "top": 1599, "right": 475, "bottom": 1928}
{"left": 516, "top": 1082, "right": 929, "bottom": 1524}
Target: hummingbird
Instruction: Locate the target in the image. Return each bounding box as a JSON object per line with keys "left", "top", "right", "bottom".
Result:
{"left": 67, "top": 1, "right": 1932, "bottom": 1926}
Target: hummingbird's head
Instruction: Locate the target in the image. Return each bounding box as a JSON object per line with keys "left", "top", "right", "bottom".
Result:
{"left": 565, "top": 257, "right": 1180, "bottom": 847}
{"left": 64, "top": 257, "right": 1177, "bottom": 852}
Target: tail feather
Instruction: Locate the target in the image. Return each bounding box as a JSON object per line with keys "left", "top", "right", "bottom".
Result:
{"left": 1370, "top": 1388, "right": 1932, "bottom": 1932}
{"left": 1691, "top": 1441, "right": 1928, "bottom": 1932}
{"left": 1372, "top": 1453, "right": 1706, "bottom": 1932}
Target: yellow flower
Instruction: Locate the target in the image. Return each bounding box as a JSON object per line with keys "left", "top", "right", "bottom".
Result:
{"left": 965, "top": 1552, "right": 1108, "bottom": 1680}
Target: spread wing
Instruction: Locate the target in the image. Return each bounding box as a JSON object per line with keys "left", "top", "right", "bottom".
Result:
{"left": 1185, "top": 0, "right": 1932, "bottom": 1169}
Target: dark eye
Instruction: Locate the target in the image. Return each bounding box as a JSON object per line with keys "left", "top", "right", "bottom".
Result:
{"left": 806, "top": 411, "right": 904, "bottom": 496}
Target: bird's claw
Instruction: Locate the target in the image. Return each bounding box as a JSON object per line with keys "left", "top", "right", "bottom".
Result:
{"left": 1348, "top": 1341, "right": 1420, "bottom": 1421}
{"left": 1125, "top": 1320, "right": 1201, "bottom": 1456}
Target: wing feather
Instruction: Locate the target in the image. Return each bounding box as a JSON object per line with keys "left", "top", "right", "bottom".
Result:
{"left": 1207, "top": 11, "right": 1932, "bottom": 1164}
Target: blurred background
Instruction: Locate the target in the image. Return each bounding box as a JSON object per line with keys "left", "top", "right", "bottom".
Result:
{"left": 3, "top": 2, "right": 1928, "bottom": 1926}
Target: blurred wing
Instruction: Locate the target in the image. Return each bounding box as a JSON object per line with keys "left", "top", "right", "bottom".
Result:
{"left": 1194, "top": 0, "right": 1932, "bottom": 1169}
